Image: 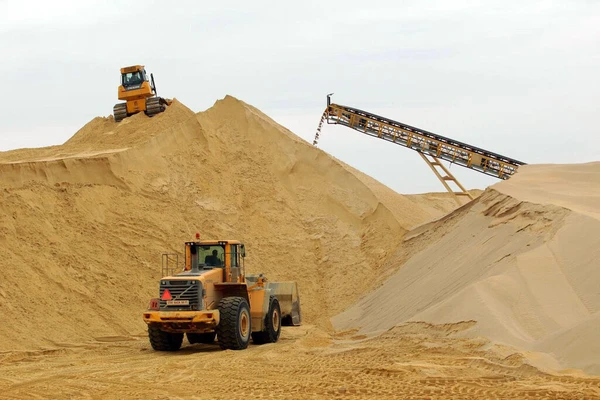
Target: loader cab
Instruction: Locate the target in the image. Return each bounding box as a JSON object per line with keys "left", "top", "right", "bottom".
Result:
{"left": 199, "top": 245, "right": 224, "bottom": 267}
{"left": 121, "top": 70, "right": 147, "bottom": 87}
{"left": 184, "top": 240, "right": 246, "bottom": 283}
{"left": 119, "top": 65, "right": 149, "bottom": 89}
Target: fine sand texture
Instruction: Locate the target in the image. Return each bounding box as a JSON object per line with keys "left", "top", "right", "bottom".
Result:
{"left": 1, "top": 323, "right": 599, "bottom": 399}
{"left": 334, "top": 162, "right": 600, "bottom": 375}
{"left": 0, "top": 96, "right": 447, "bottom": 349}
{"left": 1, "top": 97, "right": 598, "bottom": 398}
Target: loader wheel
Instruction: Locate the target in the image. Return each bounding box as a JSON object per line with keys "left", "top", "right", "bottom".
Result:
{"left": 148, "top": 325, "right": 183, "bottom": 351}
{"left": 252, "top": 296, "right": 281, "bottom": 344}
{"left": 216, "top": 297, "right": 251, "bottom": 350}
{"left": 187, "top": 332, "right": 216, "bottom": 344}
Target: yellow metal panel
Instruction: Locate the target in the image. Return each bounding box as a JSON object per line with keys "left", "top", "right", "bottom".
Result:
{"left": 126, "top": 99, "right": 146, "bottom": 114}
{"left": 121, "top": 65, "right": 144, "bottom": 74}
{"left": 248, "top": 288, "right": 268, "bottom": 332}
{"left": 195, "top": 240, "right": 242, "bottom": 245}
{"left": 142, "top": 310, "right": 219, "bottom": 325}
{"left": 200, "top": 268, "right": 224, "bottom": 310}
{"left": 142, "top": 310, "right": 220, "bottom": 333}
{"left": 185, "top": 244, "right": 191, "bottom": 271}
{"left": 117, "top": 82, "right": 153, "bottom": 102}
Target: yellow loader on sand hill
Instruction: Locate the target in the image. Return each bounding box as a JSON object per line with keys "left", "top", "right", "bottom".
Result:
{"left": 113, "top": 65, "right": 172, "bottom": 122}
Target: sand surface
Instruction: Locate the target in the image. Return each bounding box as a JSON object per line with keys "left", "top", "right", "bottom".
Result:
{"left": 334, "top": 162, "right": 600, "bottom": 376}
{"left": 1, "top": 324, "right": 599, "bottom": 399}
{"left": 1, "top": 97, "right": 598, "bottom": 398}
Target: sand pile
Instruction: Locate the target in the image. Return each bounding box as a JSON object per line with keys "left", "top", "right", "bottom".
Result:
{"left": 333, "top": 162, "right": 600, "bottom": 374}
{"left": 1, "top": 98, "right": 599, "bottom": 398}
{"left": 0, "top": 96, "right": 446, "bottom": 351}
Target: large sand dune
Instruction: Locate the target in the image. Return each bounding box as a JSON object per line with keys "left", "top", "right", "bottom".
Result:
{"left": 333, "top": 162, "right": 600, "bottom": 374}
{"left": 0, "top": 96, "right": 442, "bottom": 351}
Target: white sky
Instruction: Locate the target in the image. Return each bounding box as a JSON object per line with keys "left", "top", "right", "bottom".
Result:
{"left": 1, "top": 0, "right": 598, "bottom": 194}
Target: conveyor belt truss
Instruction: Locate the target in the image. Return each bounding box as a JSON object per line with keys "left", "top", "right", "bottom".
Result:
{"left": 313, "top": 96, "right": 526, "bottom": 203}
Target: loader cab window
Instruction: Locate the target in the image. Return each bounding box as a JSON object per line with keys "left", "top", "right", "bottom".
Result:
{"left": 198, "top": 245, "right": 224, "bottom": 268}
{"left": 122, "top": 71, "right": 144, "bottom": 87}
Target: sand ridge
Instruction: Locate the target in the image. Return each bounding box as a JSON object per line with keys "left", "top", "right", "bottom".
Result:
{"left": 334, "top": 162, "right": 600, "bottom": 375}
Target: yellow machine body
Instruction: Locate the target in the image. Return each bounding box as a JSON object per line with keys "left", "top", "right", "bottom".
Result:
{"left": 143, "top": 238, "right": 301, "bottom": 351}
{"left": 113, "top": 65, "right": 172, "bottom": 122}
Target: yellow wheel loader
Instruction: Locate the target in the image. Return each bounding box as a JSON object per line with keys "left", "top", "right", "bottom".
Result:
{"left": 142, "top": 235, "right": 302, "bottom": 351}
{"left": 113, "top": 65, "right": 172, "bottom": 122}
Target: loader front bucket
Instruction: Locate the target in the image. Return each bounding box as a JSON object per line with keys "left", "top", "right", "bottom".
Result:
{"left": 267, "top": 281, "right": 302, "bottom": 326}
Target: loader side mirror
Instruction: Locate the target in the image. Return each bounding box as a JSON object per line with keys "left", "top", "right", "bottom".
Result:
{"left": 241, "top": 244, "right": 246, "bottom": 258}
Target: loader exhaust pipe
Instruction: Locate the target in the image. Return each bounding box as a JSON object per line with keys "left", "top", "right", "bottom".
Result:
{"left": 190, "top": 245, "right": 200, "bottom": 274}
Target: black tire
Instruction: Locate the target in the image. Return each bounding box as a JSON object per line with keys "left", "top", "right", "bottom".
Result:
{"left": 145, "top": 97, "right": 167, "bottom": 117}
{"left": 187, "top": 332, "right": 216, "bottom": 344}
{"left": 113, "top": 103, "right": 127, "bottom": 122}
{"left": 216, "top": 297, "right": 251, "bottom": 350}
{"left": 252, "top": 296, "right": 281, "bottom": 345}
{"left": 148, "top": 325, "right": 183, "bottom": 351}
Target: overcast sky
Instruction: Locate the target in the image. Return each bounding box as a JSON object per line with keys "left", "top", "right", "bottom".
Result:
{"left": 1, "top": 0, "right": 598, "bottom": 194}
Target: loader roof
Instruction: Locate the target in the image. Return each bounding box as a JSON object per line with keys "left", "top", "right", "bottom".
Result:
{"left": 187, "top": 240, "right": 242, "bottom": 246}
{"left": 120, "top": 65, "right": 144, "bottom": 74}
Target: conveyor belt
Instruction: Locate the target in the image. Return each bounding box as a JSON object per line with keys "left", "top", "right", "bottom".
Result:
{"left": 316, "top": 98, "right": 526, "bottom": 179}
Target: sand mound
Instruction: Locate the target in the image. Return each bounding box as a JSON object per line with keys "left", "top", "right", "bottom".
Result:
{"left": 406, "top": 190, "right": 484, "bottom": 221}
{"left": 491, "top": 162, "right": 600, "bottom": 221}
{"left": 333, "top": 162, "right": 600, "bottom": 374}
{"left": 0, "top": 96, "right": 445, "bottom": 351}
{"left": 1, "top": 98, "right": 599, "bottom": 396}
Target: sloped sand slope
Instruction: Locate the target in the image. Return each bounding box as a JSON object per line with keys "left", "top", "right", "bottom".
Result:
{"left": 406, "top": 189, "right": 484, "bottom": 221}
{"left": 333, "top": 162, "right": 600, "bottom": 374}
{"left": 0, "top": 96, "right": 439, "bottom": 351}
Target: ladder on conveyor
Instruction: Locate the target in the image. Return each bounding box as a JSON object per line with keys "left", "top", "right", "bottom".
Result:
{"left": 313, "top": 95, "right": 526, "bottom": 205}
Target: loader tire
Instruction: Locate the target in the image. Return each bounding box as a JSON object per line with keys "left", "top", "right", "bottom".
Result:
{"left": 187, "top": 332, "right": 216, "bottom": 344}
{"left": 252, "top": 296, "right": 281, "bottom": 344}
{"left": 216, "top": 297, "right": 251, "bottom": 350}
{"left": 148, "top": 325, "right": 183, "bottom": 351}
